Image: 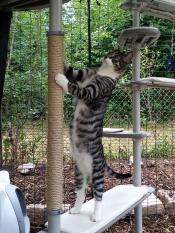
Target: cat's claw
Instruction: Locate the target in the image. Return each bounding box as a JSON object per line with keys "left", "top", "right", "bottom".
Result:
{"left": 90, "top": 212, "right": 102, "bottom": 222}
{"left": 69, "top": 207, "right": 81, "bottom": 214}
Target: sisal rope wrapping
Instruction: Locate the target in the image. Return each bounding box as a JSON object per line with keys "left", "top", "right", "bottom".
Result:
{"left": 47, "top": 34, "right": 64, "bottom": 210}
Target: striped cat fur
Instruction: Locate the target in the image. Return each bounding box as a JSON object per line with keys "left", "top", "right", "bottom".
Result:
{"left": 55, "top": 50, "right": 132, "bottom": 222}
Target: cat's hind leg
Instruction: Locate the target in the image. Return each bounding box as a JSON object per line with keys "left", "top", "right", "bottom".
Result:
{"left": 91, "top": 169, "right": 105, "bottom": 222}
{"left": 70, "top": 165, "right": 87, "bottom": 214}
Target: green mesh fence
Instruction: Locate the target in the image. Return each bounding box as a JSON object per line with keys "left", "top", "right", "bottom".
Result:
{"left": 1, "top": 0, "right": 175, "bottom": 232}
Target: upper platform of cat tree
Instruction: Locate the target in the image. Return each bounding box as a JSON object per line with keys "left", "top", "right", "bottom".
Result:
{"left": 121, "top": 0, "right": 175, "bottom": 21}
{"left": 0, "top": 0, "right": 70, "bottom": 11}
{"left": 119, "top": 27, "right": 160, "bottom": 49}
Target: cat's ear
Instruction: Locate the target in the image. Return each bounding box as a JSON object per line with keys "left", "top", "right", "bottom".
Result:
{"left": 124, "top": 51, "right": 133, "bottom": 64}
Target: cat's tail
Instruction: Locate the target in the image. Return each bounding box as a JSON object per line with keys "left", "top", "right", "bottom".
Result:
{"left": 105, "top": 165, "right": 131, "bottom": 179}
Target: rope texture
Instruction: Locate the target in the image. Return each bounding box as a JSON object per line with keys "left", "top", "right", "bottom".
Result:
{"left": 47, "top": 34, "right": 64, "bottom": 210}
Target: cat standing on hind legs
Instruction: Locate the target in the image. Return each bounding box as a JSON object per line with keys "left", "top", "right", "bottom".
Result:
{"left": 55, "top": 50, "right": 132, "bottom": 222}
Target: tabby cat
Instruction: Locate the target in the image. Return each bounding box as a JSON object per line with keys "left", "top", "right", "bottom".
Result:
{"left": 55, "top": 50, "right": 132, "bottom": 222}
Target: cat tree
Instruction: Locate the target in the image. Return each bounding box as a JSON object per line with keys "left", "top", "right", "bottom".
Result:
{"left": 59, "top": 1, "right": 175, "bottom": 233}
{"left": 1, "top": 0, "right": 175, "bottom": 233}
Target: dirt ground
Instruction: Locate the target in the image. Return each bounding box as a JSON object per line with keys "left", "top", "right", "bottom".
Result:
{"left": 4, "top": 157, "right": 175, "bottom": 233}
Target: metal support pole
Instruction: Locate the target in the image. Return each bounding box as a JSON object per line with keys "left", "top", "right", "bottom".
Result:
{"left": 132, "top": 43, "right": 141, "bottom": 186}
{"left": 132, "top": 4, "right": 142, "bottom": 233}
{"left": 47, "top": 1, "right": 64, "bottom": 233}
{"left": 0, "top": 11, "right": 12, "bottom": 166}
{"left": 50, "top": 0, "right": 62, "bottom": 32}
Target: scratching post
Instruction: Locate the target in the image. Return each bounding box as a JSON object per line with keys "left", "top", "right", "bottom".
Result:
{"left": 47, "top": 34, "right": 64, "bottom": 209}
{"left": 47, "top": 0, "right": 64, "bottom": 233}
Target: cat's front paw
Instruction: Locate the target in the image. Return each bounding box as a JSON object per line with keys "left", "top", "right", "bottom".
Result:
{"left": 69, "top": 207, "right": 80, "bottom": 215}
{"left": 90, "top": 212, "right": 102, "bottom": 222}
{"left": 55, "top": 73, "right": 68, "bottom": 92}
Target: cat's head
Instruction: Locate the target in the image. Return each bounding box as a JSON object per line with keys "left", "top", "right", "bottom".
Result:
{"left": 103, "top": 50, "right": 133, "bottom": 74}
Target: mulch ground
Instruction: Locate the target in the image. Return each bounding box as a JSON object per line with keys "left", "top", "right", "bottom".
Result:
{"left": 4, "top": 157, "right": 175, "bottom": 233}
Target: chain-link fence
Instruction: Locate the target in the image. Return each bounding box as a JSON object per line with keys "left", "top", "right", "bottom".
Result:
{"left": 1, "top": 0, "right": 175, "bottom": 232}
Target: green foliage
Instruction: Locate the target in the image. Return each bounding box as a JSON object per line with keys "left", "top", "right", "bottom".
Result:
{"left": 104, "top": 84, "right": 132, "bottom": 126}
{"left": 2, "top": 0, "right": 175, "bottom": 163}
{"left": 143, "top": 136, "right": 175, "bottom": 157}
{"left": 3, "top": 73, "right": 47, "bottom": 123}
{"left": 2, "top": 12, "right": 47, "bottom": 126}
{"left": 64, "top": 0, "right": 132, "bottom": 67}
{"left": 2, "top": 125, "right": 46, "bottom": 164}
{"left": 3, "top": 0, "right": 175, "bottom": 127}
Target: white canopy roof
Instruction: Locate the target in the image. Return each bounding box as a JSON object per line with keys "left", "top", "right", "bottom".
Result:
{"left": 121, "top": 0, "right": 175, "bottom": 21}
